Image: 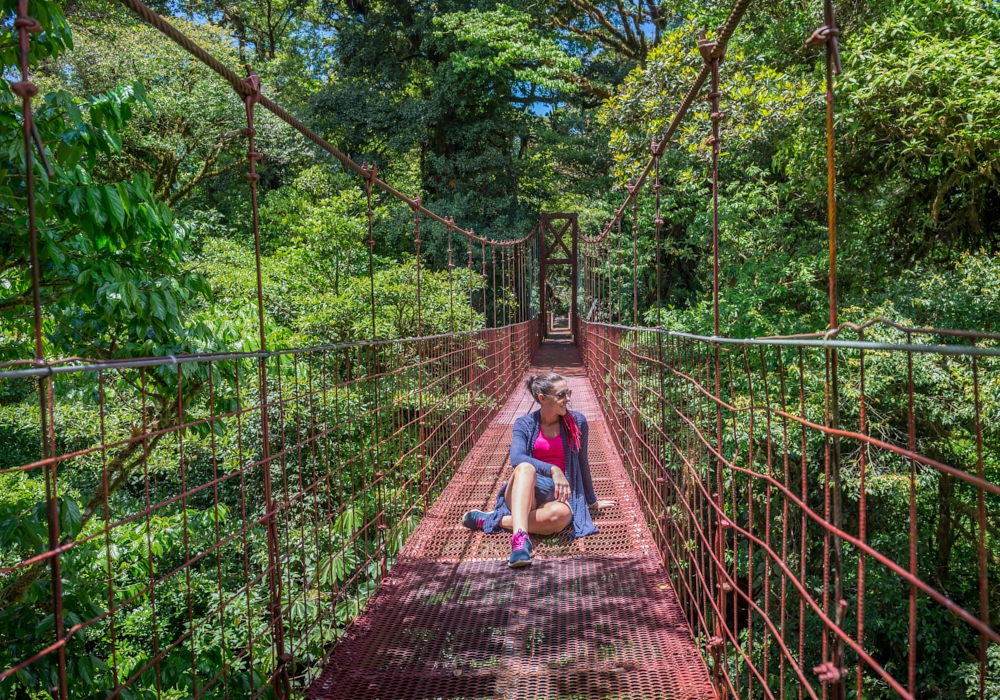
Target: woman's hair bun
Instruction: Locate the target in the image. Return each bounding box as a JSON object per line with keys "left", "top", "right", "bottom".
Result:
{"left": 526, "top": 372, "right": 564, "bottom": 402}
{"left": 524, "top": 374, "right": 538, "bottom": 395}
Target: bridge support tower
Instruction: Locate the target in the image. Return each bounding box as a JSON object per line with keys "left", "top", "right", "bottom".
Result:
{"left": 538, "top": 213, "right": 578, "bottom": 342}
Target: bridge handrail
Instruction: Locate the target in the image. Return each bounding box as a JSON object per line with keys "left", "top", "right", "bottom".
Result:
{"left": 0, "top": 323, "right": 531, "bottom": 380}
{"left": 585, "top": 321, "right": 1000, "bottom": 357}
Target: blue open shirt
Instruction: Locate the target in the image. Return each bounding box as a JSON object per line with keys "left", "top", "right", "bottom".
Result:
{"left": 481, "top": 409, "right": 599, "bottom": 539}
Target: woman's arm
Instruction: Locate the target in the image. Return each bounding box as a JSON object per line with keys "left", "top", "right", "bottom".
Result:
{"left": 510, "top": 418, "right": 554, "bottom": 476}
{"left": 577, "top": 414, "right": 598, "bottom": 505}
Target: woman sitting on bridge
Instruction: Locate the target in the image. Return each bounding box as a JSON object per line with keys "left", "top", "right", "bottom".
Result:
{"left": 462, "top": 372, "right": 601, "bottom": 568}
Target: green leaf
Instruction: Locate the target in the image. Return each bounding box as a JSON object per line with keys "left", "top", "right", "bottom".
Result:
{"left": 48, "top": 243, "right": 66, "bottom": 266}
{"left": 59, "top": 497, "right": 82, "bottom": 540}
{"left": 163, "top": 289, "right": 179, "bottom": 319}
{"left": 66, "top": 99, "right": 83, "bottom": 126}
{"left": 104, "top": 185, "right": 125, "bottom": 228}
{"left": 134, "top": 172, "right": 152, "bottom": 202}
{"left": 133, "top": 80, "right": 155, "bottom": 116}
{"left": 334, "top": 506, "right": 364, "bottom": 536}
{"left": 68, "top": 187, "right": 86, "bottom": 216}
{"left": 86, "top": 187, "right": 106, "bottom": 226}
{"left": 0, "top": 519, "right": 19, "bottom": 548}
{"left": 139, "top": 202, "right": 160, "bottom": 228}
{"left": 115, "top": 182, "right": 131, "bottom": 218}
{"left": 150, "top": 291, "right": 166, "bottom": 321}
{"left": 121, "top": 280, "right": 140, "bottom": 310}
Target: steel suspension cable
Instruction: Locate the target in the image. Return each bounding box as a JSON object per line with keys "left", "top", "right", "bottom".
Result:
{"left": 113, "top": 0, "right": 532, "bottom": 249}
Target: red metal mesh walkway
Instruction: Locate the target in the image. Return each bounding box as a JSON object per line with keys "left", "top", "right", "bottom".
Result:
{"left": 308, "top": 342, "right": 715, "bottom": 699}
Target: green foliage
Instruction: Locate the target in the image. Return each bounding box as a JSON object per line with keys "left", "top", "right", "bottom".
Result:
{"left": 3, "top": 0, "right": 998, "bottom": 696}
{"left": 434, "top": 5, "right": 582, "bottom": 93}
{"left": 601, "top": 0, "right": 1000, "bottom": 338}
{"left": 153, "top": 0, "right": 333, "bottom": 69}
{"left": 40, "top": 4, "right": 311, "bottom": 219}
{"left": 0, "top": 14, "right": 215, "bottom": 364}
{"left": 202, "top": 238, "right": 485, "bottom": 344}
{"left": 310, "top": 0, "right": 614, "bottom": 237}
{"left": 0, "top": 0, "right": 73, "bottom": 67}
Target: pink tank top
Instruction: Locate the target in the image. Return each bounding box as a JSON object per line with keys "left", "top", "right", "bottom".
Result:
{"left": 533, "top": 431, "right": 565, "bottom": 471}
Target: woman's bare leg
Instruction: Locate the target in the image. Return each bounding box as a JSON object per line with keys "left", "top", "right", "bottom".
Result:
{"left": 500, "top": 501, "right": 572, "bottom": 536}
{"left": 507, "top": 462, "right": 537, "bottom": 534}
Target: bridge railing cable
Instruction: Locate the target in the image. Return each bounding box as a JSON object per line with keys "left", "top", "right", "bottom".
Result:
{"left": 0, "top": 1, "right": 542, "bottom": 698}
{"left": 576, "top": 0, "right": 999, "bottom": 697}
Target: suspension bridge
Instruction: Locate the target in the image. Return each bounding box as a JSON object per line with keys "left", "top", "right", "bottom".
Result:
{"left": 2, "top": 0, "right": 997, "bottom": 698}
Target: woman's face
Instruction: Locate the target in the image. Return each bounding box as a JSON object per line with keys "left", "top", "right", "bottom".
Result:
{"left": 538, "top": 379, "right": 570, "bottom": 416}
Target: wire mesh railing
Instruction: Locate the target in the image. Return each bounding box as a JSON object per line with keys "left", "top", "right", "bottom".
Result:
{"left": 6, "top": 0, "right": 1000, "bottom": 697}
{"left": 0, "top": 321, "right": 539, "bottom": 698}
{"left": 580, "top": 320, "right": 999, "bottom": 700}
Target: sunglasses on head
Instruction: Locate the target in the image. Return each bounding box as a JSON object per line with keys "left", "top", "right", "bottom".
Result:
{"left": 543, "top": 389, "right": 572, "bottom": 400}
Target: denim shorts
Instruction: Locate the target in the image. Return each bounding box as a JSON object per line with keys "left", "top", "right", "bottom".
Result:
{"left": 533, "top": 474, "right": 557, "bottom": 506}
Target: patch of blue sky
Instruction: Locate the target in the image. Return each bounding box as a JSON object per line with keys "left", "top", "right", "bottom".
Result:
{"left": 512, "top": 81, "right": 561, "bottom": 116}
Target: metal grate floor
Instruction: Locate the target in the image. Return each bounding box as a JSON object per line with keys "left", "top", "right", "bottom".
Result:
{"left": 308, "top": 342, "right": 715, "bottom": 700}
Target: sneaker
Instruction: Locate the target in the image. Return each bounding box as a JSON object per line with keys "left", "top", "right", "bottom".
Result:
{"left": 508, "top": 529, "right": 533, "bottom": 568}
{"left": 462, "top": 509, "right": 489, "bottom": 531}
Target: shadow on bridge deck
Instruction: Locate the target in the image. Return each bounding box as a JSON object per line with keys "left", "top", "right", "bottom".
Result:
{"left": 308, "top": 342, "right": 715, "bottom": 699}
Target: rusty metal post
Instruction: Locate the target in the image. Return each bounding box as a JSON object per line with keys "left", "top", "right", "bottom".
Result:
{"left": 652, "top": 139, "right": 663, "bottom": 328}
{"left": 571, "top": 215, "right": 579, "bottom": 340}
{"left": 468, "top": 235, "right": 475, "bottom": 332}
{"left": 539, "top": 216, "right": 547, "bottom": 339}
{"left": 413, "top": 198, "right": 428, "bottom": 512}
{"left": 631, "top": 184, "right": 638, "bottom": 327}
{"left": 413, "top": 196, "right": 423, "bottom": 338}
{"left": 362, "top": 162, "right": 379, "bottom": 339}
{"left": 700, "top": 35, "right": 728, "bottom": 697}
{"left": 807, "top": 4, "right": 845, "bottom": 696}
{"left": 447, "top": 218, "right": 455, "bottom": 333}
{"left": 241, "top": 68, "right": 291, "bottom": 699}
{"left": 698, "top": 30, "right": 724, "bottom": 340}
{"left": 481, "top": 241, "right": 488, "bottom": 326}
{"left": 15, "top": 2, "right": 67, "bottom": 697}
{"left": 972, "top": 356, "right": 990, "bottom": 699}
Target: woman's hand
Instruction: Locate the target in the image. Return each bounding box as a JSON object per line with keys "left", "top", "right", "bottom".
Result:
{"left": 551, "top": 467, "right": 571, "bottom": 503}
